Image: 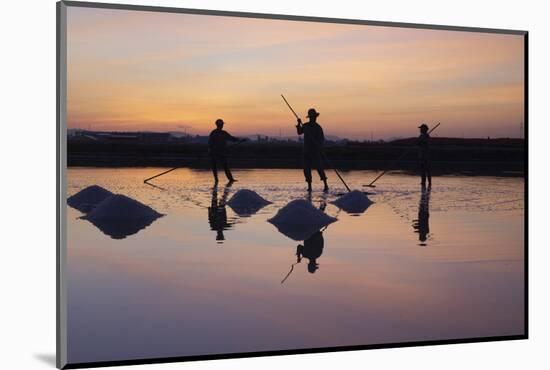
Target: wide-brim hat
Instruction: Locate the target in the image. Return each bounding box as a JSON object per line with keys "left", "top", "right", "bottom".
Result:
{"left": 306, "top": 108, "right": 320, "bottom": 118}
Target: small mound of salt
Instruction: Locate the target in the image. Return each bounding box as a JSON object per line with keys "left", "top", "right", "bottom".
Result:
{"left": 83, "top": 194, "right": 163, "bottom": 239}
{"left": 227, "top": 189, "right": 271, "bottom": 216}
{"left": 67, "top": 185, "right": 113, "bottom": 213}
{"left": 268, "top": 199, "right": 337, "bottom": 241}
{"left": 332, "top": 190, "right": 373, "bottom": 215}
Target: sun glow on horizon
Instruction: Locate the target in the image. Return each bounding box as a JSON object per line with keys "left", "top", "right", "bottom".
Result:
{"left": 67, "top": 7, "right": 525, "bottom": 139}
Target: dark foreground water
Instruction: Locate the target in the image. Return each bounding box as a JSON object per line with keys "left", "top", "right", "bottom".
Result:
{"left": 66, "top": 168, "right": 525, "bottom": 363}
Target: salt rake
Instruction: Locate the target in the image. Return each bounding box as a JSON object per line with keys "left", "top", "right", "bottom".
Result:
{"left": 280, "top": 261, "right": 300, "bottom": 285}
{"left": 281, "top": 94, "right": 351, "bottom": 192}
{"left": 143, "top": 140, "right": 247, "bottom": 184}
{"left": 364, "top": 122, "right": 441, "bottom": 188}
{"left": 144, "top": 166, "right": 180, "bottom": 183}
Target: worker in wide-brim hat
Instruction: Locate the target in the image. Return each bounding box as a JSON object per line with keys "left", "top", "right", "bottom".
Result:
{"left": 417, "top": 123, "right": 432, "bottom": 188}
{"left": 296, "top": 108, "right": 329, "bottom": 192}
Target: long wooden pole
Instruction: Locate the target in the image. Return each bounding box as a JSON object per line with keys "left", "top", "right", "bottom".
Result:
{"left": 143, "top": 140, "right": 246, "bottom": 183}
{"left": 281, "top": 94, "right": 300, "bottom": 119}
{"left": 322, "top": 153, "right": 351, "bottom": 192}
{"left": 144, "top": 166, "right": 180, "bottom": 183}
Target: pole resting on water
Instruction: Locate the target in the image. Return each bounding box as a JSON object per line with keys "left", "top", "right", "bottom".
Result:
{"left": 364, "top": 122, "right": 441, "bottom": 188}
{"left": 144, "top": 166, "right": 180, "bottom": 183}
{"left": 143, "top": 140, "right": 247, "bottom": 184}
{"left": 280, "top": 94, "right": 351, "bottom": 193}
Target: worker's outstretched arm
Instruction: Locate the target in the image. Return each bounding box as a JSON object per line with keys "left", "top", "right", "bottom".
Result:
{"left": 226, "top": 132, "right": 241, "bottom": 142}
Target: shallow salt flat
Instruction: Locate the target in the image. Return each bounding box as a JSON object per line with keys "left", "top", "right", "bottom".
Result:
{"left": 67, "top": 168, "right": 524, "bottom": 222}
{"left": 371, "top": 174, "right": 524, "bottom": 221}
{"left": 66, "top": 167, "right": 524, "bottom": 364}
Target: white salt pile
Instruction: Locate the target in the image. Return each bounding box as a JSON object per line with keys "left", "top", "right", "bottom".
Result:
{"left": 67, "top": 185, "right": 113, "bottom": 213}
{"left": 268, "top": 199, "right": 337, "bottom": 241}
{"left": 83, "top": 194, "right": 163, "bottom": 239}
{"left": 227, "top": 189, "right": 271, "bottom": 216}
{"left": 331, "top": 190, "right": 373, "bottom": 215}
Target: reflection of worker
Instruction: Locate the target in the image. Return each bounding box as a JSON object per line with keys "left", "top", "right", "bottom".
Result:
{"left": 412, "top": 187, "right": 431, "bottom": 245}
{"left": 296, "top": 108, "right": 329, "bottom": 192}
{"left": 296, "top": 230, "right": 324, "bottom": 273}
{"left": 208, "top": 183, "right": 232, "bottom": 242}
{"left": 280, "top": 197, "right": 329, "bottom": 284}
{"left": 417, "top": 123, "right": 432, "bottom": 188}
{"left": 306, "top": 191, "right": 327, "bottom": 212}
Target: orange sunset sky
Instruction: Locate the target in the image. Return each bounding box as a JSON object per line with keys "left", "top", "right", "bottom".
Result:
{"left": 67, "top": 7, "right": 525, "bottom": 139}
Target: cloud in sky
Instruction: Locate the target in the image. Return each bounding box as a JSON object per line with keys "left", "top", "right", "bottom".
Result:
{"left": 67, "top": 7, "right": 524, "bottom": 139}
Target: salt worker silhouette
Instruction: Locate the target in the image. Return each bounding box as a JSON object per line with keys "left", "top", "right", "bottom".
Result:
{"left": 208, "top": 119, "right": 246, "bottom": 184}
{"left": 208, "top": 183, "right": 233, "bottom": 242}
{"left": 412, "top": 187, "right": 431, "bottom": 246}
{"left": 417, "top": 123, "right": 432, "bottom": 188}
{"left": 296, "top": 108, "right": 329, "bottom": 192}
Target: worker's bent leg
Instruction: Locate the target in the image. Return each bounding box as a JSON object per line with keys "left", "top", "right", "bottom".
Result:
{"left": 420, "top": 161, "right": 427, "bottom": 186}
{"left": 211, "top": 155, "right": 219, "bottom": 182}
{"left": 220, "top": 155, "right": 234, "bottom": 181}
{"left": 316, "top": 157, "right": 328, "bottom": 181}
{"left": 303, "top": 155, "right": 313, "bottom": 183}
{"left": 313, "top": 155, "right": 328, "bottom": 191}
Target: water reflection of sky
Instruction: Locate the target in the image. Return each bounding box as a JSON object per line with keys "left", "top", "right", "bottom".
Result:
{"left": 66, "top": 168, "right": 524, "bottom": 364}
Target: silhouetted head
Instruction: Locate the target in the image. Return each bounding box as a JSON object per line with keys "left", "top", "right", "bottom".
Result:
{"left": 418, "top": 123, "right": 429, "bottom": 133}
{"left": 215, "top": 119, "right": 224, "bottom": 129}
{"left": 306, "top": 108, "right": 320, "bottom": 122}
{"left": 307, "top": 260, "right": 319, "bottom": 273}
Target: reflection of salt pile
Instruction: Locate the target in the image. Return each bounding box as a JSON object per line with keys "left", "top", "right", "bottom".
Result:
{"left": 82, "top": 194, "right": 163, "bottom": 239}
{"left": 227, "top": 189, "right": 271, "bottom": 216}
{"left": 268, "top": 199, "right": 337, "bottom": 241}
{"left": 67, "top": 185, "right": 113, "bottom": 213}
{"left": 332, "top": 190, "right": 373, "bottom": 215}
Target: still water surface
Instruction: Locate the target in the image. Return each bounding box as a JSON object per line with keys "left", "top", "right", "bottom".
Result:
{"left": 67, "top": 168, "right": 524, "bottom": 363}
